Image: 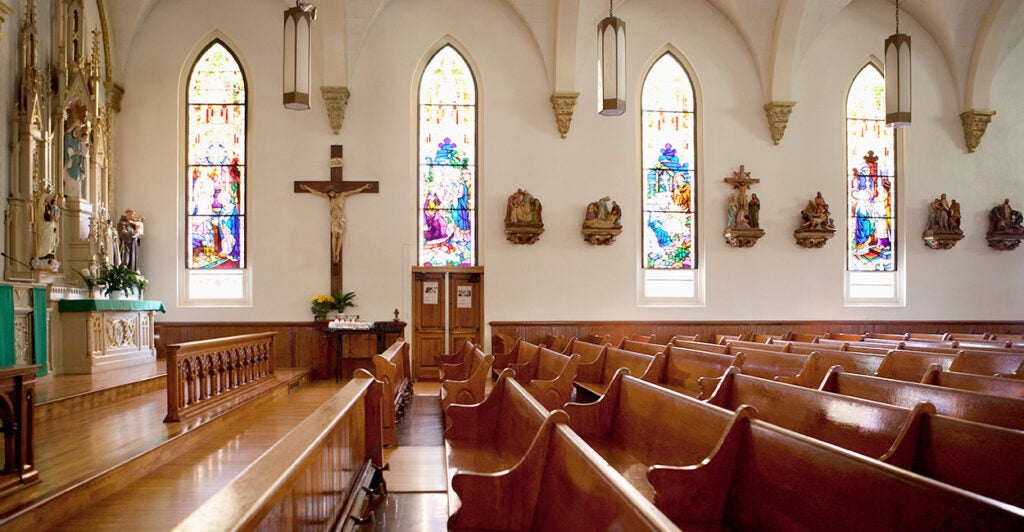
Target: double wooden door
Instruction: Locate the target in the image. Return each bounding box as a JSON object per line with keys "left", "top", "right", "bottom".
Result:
{"left": 411, "top": 266, "right": 483, "bottom": 379}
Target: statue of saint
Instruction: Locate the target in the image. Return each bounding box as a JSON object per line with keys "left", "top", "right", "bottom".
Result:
{"left": 34, "top": 189, "right": 60, "bottom": 260}
{"left": 118, "top": 209, "right": 145, "bottom": 271}
{"left": 301, "top": 183, "right": 372, "bottom": 263}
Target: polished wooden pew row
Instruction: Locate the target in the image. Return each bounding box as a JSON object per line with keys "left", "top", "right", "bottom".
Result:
{"left": 371, "top": 338, "right": 412, "bottom": 447}
{"left": 706, "top": 368, "right": 1024, "bottom": 507}
{"left": 920, "top": 366, "right": 1024, "bottom": 399}
{"left": 618, "top": 338, "right": 667, "bottom": 356}
{"left": 164, "top": 332, "right": 277, "bottom": 423}
{"left": 509, "top": 347, "right": 580, "bottom": 410}
{"left": 780, "top": 345, "right": 886, "bottom": 386}
{"left": 672, "top": 339, "right": 729, "bottom": 354}
{"left": 446, "top": 371, "right": 677, "bottom": 530}
{"left": 874, "top": 349, "right": 957, "bottom": 382}
{"left": 438, "top": 339, "right": 476, "bottom": 366}
{"left": 440, "top": 347, "right": 493, "bottom": 410}
{"left": 642, "top": 346, "right": 742, "bottom": 398}
{"left": 819, "top": 367, "right": 1024, "bottom": 431}
{"left": 667, "top": 332, "right": 705, "bottom": 343}
{"left": 561, "top": 337, "right": 609, "bottom": 364}
{"left": 175, "top": 374, "right": 386, "bottom": 531}
{"left": 726, "top": 339, "right": 789, "bottom": 352}
{"left": 723, "top": 347, "right": 819, "bottom": 386}
{"left": 574, "top": 347, "right": 664, "bottom": 400}
{"left": 951, "top": 349, "right": 1024, "bottom": 378}
{"left": 492, "top": 337, "right": 540, "bottom": 373}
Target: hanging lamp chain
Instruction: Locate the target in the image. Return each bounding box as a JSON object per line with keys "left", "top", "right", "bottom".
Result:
{"left": 895, "top": 0, "right": 900, "bottom": 33}
{"left": 609, "top": 0, "right": 614, "bottom": 18}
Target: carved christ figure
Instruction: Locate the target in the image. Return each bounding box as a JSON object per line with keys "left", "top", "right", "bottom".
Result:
{"left": 301, "top": 183, "right": 372, "bottom": 263}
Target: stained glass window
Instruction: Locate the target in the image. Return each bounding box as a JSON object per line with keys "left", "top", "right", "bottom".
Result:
{"left": 642, "top": 54, "right": 696, "bottom": 270}
{"left": 846, "top": 65, "right": 895, "bottom": 271}
{"left": 418, "top": 45, "right": 476, "bottom": 267}
{"left": 186, "top": 41, "right": 246, "bottom": 270}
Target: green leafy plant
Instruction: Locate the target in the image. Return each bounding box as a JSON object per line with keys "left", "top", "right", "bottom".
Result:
{"left": 99, "top": 264, "right": 141, "bottom": 296}
{"left": 332, "top": 290, "right": 357, "bottom": 313}
{"left": 310, "top": 295, "right": 335, "bottom": 319}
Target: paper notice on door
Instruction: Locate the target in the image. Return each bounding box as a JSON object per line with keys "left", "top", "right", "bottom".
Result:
{"left": 457, "top": 286, "right": 473, "bottom": 308}
{"left": 423, "top": 282, "right": 439, "bottom": 305}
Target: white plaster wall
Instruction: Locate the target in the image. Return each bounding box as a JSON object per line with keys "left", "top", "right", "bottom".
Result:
{"left": 113, "top": 0, "right": 1023, "bottom": 324}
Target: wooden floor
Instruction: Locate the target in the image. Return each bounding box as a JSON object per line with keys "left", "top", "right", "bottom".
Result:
{"left": 34, "top": 360, "right": 167, "bottom": 404}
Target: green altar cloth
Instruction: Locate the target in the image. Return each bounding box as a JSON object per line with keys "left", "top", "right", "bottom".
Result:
{"left": 58, "top": 299, "right": 166, "bottom": 313}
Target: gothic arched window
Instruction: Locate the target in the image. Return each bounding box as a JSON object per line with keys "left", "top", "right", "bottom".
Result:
{"left": 185, "top": 41, "right": 247, "bottom": 300}
{"left": 418, "top": 45, "right": 477, "bottom": 267}
{"left": 846, "top": 64, "right": 899, "bottom": 302}
{"left": 641, "top": 52, "right": 697, "bottom": 300}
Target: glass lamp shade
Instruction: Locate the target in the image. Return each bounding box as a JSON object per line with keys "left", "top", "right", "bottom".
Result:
{"left": 283, "top": 5, "right": 314, "bottom": 110}
{"left": 884, "top": 33, "right": 911, "bottom": 127}
{"left": 598, "top": 16, "right": 626, "bottom": 116}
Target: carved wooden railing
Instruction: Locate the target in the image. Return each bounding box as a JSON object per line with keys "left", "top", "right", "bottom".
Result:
{"left": 174, "top": 373, "right": 386, "bottom": 530}
{"left": 164, "top": 332, "right": 276, "bottom": 423}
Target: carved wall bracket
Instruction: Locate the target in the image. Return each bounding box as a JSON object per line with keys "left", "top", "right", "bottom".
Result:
{"left": 550, "top": 92, "right": 579, "bottom": 139}
{"left": 321, "top": 86, "right": 351, "bottom": 135}
{"left": 764, "top": 101, "right": 796, "bottom": 145}
{"left": 960, "top": 109, "right": 995, "bottom": 153}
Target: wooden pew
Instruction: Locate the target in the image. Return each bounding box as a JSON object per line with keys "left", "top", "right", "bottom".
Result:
{"left": 643, "top": 346, "right": 743, "bottom": 398}
{"left": 790, "top": 339, "right": 848, "bottom": 351}
{"left": 561, "top": 337, "right": 608, "bottom": 364}
{"left": 668, "top": 333, "right": 705, "bottom": 343}
{"left": 164, "top": 332, "right": 277, "bottom": 423}
{"left": 950, "top": 349, "right": 1024, "bottom": 378}
{"left": 823, "top": 332, "right": 864, "bottom": 341}
{"left": 646, "top": 404, "right": 1024, "bottom": 529}
{"left": 714, "top": 333, "right": 744, "bottom": 344}
{"left": 175, "top": 374, "right": 386, "bottom": 531}
{"left": 726, "top": 347, "right": 819, "bottom": 387}
{"left": 540, "top": 334, "right": 569, "bottom": 353}
{"left": 492, "top": 338, "right": 541, "bottom": 374}
{"left": 787, "top": 332, "right": 820, "bottom": 343}
{"left": 574, "top": 348, "right": 664, "bottom": 400}
{"left": 509, "top": 347, "right": 581, "bottom": 410}
{"left": 672, "top": 339, "right": 729, "bottom": 354}
{"left": 818, "top": 367, "right": 1024, "bottom": 431}
{"left": 451, "top": 412, "right": 679, "bottom": 529}
{"left": 920, "top": 367, "right": 1024, "bottom": 399}
{"left": 845, "top": 341, "right": 901, "bottom": 355}
{"left": 705, "top": 368, "right": 922, "bottom": 461}
{"left": 564, "top": 371, "right": 750, "bottom": 504}
{"left": 445, "top": 370, "right": 554, "bottom": 526}
{"left": 492, "top": 332, "right": 516, "bottom": 355}
{"left": 371, "top": 338, "right": 412, "bottom": 447}
{"left": 874, "top": 350, "right": 957, "bottom": 382}
{"left": 440, "top": 348, "right": 493, "bottom": 410}
{"left": 866, "top": 332, "right": 909, "bottom": 341}
{"left": 906, "top": 332, "right": 951, "bottom": 341}
{"left": 777, "top": 347, "right": 886, "bottom": 387}
{"left": 726, "top": 339, "right": 789, "bottom": 352}
{"left": 438, "top": 339, "right": 476, "bottom": 366}
{"left": 617, "top": 339, "right": 667, "bottom": 356}
{"left": 622, "top": 333, "right": 655, "bottom": 343}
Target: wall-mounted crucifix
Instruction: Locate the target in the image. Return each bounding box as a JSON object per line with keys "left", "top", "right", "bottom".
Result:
{"left": 294, "top": 145, "right": 379, "bottom": 292}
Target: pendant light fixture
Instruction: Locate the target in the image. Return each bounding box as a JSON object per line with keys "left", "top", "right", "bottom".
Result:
{"left": 283, "top": 1, "right": 317, "bottom": 110}
{"left": 884, "top": 0, "right": 911, "bottom": 127}
{"left": 597, "top": 0, "right": 625, "bottom": 116}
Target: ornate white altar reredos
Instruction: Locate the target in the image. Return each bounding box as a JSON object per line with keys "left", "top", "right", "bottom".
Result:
{"left": 4, "top": 0, "right": 117, "bottom": 287}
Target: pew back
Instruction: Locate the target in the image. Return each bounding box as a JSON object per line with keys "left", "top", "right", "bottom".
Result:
{"left": 618, "top": 339, "right": 667, "bottom": 356}
{"left": 920, "top": 367, "right": 1024, "bottom": 399}
{"left": 653, "top": 346, "right": 741, "bottom": 398}
{"left": 819, "top": 368, "right": 1024, "bottom": 431}
{"left": 950, "top": 349, "right": 1024, "bottom": 378}
{"left": 875, "top": 350, "right": 957, "bottom": 382}
{"left": 563, "top": 338, "right": 608, "bottom": 364}
{"left": 441, "top": 348, "right": 493, "bottom": 410}
{"left": 673, "top": 340, "right": 729, "bottom": 354}
{"left": 730, "top": 348, "right": 817, "bottom": 384}
{"left": 726, "top": 339, "right": 790, "bottom": 352}
{"left": 493, "top": 339, "right": 540, "bottom": 374}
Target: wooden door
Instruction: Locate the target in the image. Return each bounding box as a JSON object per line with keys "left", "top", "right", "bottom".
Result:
{"left": 412, "top": 270, "right": 446, "bottom": 378}
{"left": 411, "top": 267, "right": 484, "bottom": 379}
{"left": 449, "top": 271, "right": 483, "bottom": 352}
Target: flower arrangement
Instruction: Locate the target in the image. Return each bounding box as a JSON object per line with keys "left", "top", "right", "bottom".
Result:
{"left": 310, "top": 295, "right": 335, "bottom": 320}
{"left": 99, "top": 264, "right": 142, "bottom": 296}
{"left": 309, "top": 291, "right": 358, "bottom": 320}
{"left": 77, "top": 265, "right": 103, "bottom": 292}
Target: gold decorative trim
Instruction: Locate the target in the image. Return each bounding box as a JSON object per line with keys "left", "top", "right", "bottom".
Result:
{"left": 320, "top": 86, "right": 350, "bottom": 135}
{"left": 764, "top": 101, "right": 796, "bottom": 146}
{"left": 960, "top": 109, "right": 995, "bottom": 153}
{"left": 550, "top": 92, "right": 579, "bottom": 139}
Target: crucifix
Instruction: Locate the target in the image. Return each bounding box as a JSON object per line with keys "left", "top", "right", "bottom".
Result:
{"left": 294, "top": 145, "right": 379, "bottom": 293}
{"left": 724, "top": 165, "right": 760, "bottom": 228}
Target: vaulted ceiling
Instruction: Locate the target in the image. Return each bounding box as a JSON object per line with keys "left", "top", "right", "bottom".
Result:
{"left": 105, "top": 0, "right": 1024, "bottom": 112}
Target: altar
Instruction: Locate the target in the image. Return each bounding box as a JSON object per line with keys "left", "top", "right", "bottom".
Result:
{"left": 56, "top": 299, "right": 165, "bottom": 374}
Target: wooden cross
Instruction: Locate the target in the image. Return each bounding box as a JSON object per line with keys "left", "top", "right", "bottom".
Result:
{"left": 294, "top": 145, "right": 379, "bottom": 293}
{"left": 723, "top": 165, "right": 759, "bottom": 197}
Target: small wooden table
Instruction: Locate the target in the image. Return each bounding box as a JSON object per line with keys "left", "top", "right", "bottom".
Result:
{"left": 322, "top": 321, "right": 405, "bottom": 381}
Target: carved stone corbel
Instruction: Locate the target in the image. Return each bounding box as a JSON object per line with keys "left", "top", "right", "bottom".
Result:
{"left": 550, "top": 92, "right": 579, "bottom": 139}
{"left": 764, "top": 101, "right": 796, "bottom": 146}
{"left": 321, "top": 86, "right": 351, "bottom": 135}
{"left": 960, "top": 109, "right": 995, "bottom": 153}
